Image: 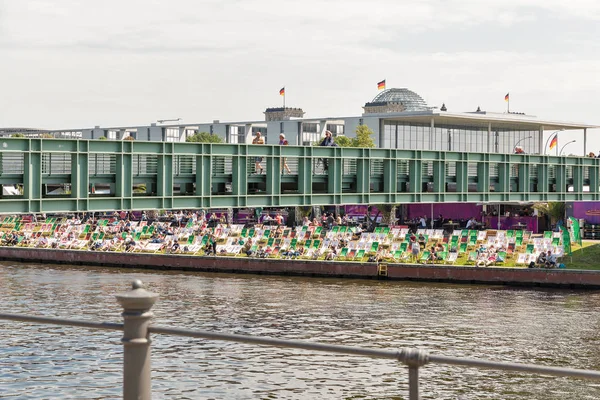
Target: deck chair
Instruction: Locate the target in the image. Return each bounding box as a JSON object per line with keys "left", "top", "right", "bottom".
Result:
{"left": 494, "top": 251, "right": 506, "bottom": 265}
{"left": 516, "top": 253, "right": 528, "bottom": 265}
{"left": 543, "top": 231, "right": 552, "bottom": 239}
{"left": 339, "top": 247, "right": 349, "bottom": 257}
{"left": 526, "top": 244, "right": 534, "bottom": 254}
{"left": 445, "top": 252, "right": 458, "bottom": 265}
{"left": 356, "top": 249, "right": 366, "bottom": 260}
{"left": 370, "top": 242, "right": 379, "bottom": 252}
{"left": 459, "top": 243, "right": 467, "bottom": 253}
{"left": 399, "top": 242, "right": 408, "bottom": 252}
{"left": 466, "top": 251, "right": 478, "bottom": 265}
{"left": 347, "top": 248, "right": 357, "bottom": 258}
{"left": 435, "top": 251, "right": 448, "bottom": 264}
{"left": 419, "top": 251, "right": 431, "bottom": 263}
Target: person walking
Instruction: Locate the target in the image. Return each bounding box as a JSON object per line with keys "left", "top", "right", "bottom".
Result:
{"left": 319, "top": 130, "right": 336, "bottom": 171}
{"left": 252, "top": 132, "right": 265, "bottom": 174}
{"left": 279, "top": 134, "right": 291, "bottom": 174}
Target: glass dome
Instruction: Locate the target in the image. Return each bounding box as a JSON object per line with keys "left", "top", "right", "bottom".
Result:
{"left": 369, "top": 88, "right": 430, "bottom": 111}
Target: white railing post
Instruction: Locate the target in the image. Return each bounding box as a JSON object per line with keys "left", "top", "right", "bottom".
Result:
{"left": 116, "top": 280, "right": 159, "bottom": 400}
{"left": 397, "top": 348, "right": 429, "bottom": 400}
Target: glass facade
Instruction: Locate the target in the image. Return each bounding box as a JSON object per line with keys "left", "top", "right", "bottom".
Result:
{"left": 382, "top": 121, "right": 541, "bottom": 154}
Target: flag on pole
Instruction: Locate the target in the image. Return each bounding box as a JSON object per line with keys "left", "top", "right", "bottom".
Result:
{"left": 560, "top": 225, "right": 572, "bottom": 256}
{"left": 568, "top": 217, "right": 582, "bottom": 246}
{"left": 377, "top": 80, "right": 386, "bottom": 90}
{"left": 504, "top": 93, "right": 510, "bottom": 102}
{"left": 279, "top": 87, "right": 285, "bottom": 96}
{"left": 549, "top": 134, "right": 558, "bottom": 150}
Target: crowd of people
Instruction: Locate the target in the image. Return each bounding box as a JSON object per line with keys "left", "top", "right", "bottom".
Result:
{"left": 0, "top": 210, "right": 565, "bottom": 269}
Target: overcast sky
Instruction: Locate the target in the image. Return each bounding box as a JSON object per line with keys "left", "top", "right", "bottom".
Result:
{"left": 1, "top": 0, "right": 599, "bottom": 153}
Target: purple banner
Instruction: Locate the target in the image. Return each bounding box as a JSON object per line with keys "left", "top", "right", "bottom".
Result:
{"left": 406, "top": 203, "right": 482, "bottom": 220}
{"left": 572, "top": 202, "right": 600, "bottom": 224}
{"left": 483, "top": 216, "right": 538, "bottom": 232}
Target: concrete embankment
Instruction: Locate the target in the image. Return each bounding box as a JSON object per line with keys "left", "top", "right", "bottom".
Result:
{"left": 1, "top": 246, "right": 600, "bottom": 289}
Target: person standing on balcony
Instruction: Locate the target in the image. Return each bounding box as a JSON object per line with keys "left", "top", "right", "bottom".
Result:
{"left": 279, "top": 134, "right": 291, "bottom": 174}
{"left": 253, "top": 132, "right": 265, "bottom": 174}
{"left": 319, "top": 130, "right": 336, "bottom": 171}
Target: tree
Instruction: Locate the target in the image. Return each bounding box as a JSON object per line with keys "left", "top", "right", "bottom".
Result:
{"left": 352, "top": 125, "right": 375, "bottom": 148}
{"left": 334, "top": 135, "right": 352, "bottom": 147}
{"left": 11, "top": 133, "right": 25, "bottom": 138}
{"left": 186, "top": 131, "right": 224, "bottom": 143}
{"left": 98, "top": 136, "right": 107, "bottom": 140}
{"left": 534, "top": 202, "right": 565, "bottom": 227}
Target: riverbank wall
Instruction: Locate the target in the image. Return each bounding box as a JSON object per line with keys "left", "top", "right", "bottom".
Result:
{"left": 1, "top": 246, "right": 600, "bottom": 289}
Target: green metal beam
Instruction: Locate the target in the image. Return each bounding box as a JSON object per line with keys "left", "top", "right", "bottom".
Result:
{"left": 0, "top": 137, "right": 599, "bottom": 213}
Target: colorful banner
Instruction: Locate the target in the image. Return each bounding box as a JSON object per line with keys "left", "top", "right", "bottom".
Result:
{"left": 560, "top": 225, "right": 572, "bottom": 256}
{"left": 568, "top": 217, "right": 582, "bottom": 246}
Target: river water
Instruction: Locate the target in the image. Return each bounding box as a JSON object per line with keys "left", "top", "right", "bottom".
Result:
{"left": 1, "top": 262, "right": 600, "bottom": 399}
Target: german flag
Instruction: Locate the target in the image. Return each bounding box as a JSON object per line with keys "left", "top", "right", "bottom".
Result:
{"left": 279, "top": 87, "right": 285, "bottom": 96}
{"left": 377, "top": 79, "right": 386, "bottom": 90}
{"left": 549, "top": 135, "right": 558, "bottom": 150}
{"left": 504, "top": 93, "right": 510, "bottom": 102}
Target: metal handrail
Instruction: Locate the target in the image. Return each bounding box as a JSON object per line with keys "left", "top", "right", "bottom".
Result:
{"left": 2, "top": 280, "right": 600, "bottom": 400}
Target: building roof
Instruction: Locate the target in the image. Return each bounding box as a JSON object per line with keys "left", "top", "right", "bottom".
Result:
{"left": 367, "top": 88, "right": 431, "bottom": 111}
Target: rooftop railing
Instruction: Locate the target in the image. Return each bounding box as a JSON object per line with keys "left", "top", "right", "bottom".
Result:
{"left": 2, "top": 280, "right": 600, "bottom": 399}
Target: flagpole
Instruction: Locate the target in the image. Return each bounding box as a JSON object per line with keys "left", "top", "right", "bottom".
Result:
{"left": 283, "top": 90, "right": 286, "bottom": 108}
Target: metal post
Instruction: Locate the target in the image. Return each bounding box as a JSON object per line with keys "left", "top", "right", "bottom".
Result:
{"left": 397, "top": 348, "right": 429, "bottom": 400}
{"left": 408, "top": 366, "right": 420, "bottom": 400}
{"left": 116, "top": 280, "right": 159, "bottom": 400}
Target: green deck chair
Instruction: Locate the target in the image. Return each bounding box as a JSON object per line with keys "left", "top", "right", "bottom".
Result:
{"left": 526, "top": 244, "right": 534, "bottom": 254}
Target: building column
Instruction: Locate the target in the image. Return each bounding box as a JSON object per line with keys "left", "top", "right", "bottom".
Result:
{"left": 430, "top": 118, "right": 435, "bottom": 150}
{"left": 245, "top": 124, "right": 254, "bottom": 143}
{"left": 487, "top": 122, "right": 492, "bottom": 153}
{"left": 584, "top": 128, "right": 587, "bottom": 155}
{"left": 539, "top": 126, "right": 544, "bottom": 155}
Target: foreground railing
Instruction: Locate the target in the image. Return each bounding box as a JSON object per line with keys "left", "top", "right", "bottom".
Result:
{"left": 2, "top": 280, "right": 600, "bottom": 400}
